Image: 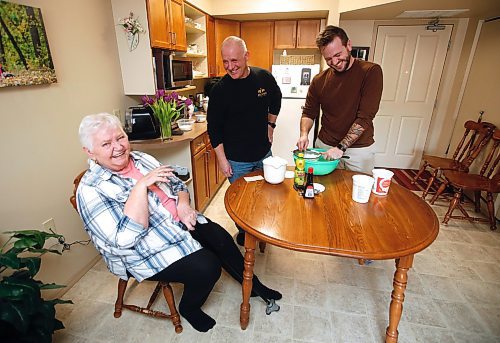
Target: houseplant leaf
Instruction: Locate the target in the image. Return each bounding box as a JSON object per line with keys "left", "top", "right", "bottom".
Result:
{"left": 0, "top": 251, "right": 21, "bottom": 269}
{"left": 18, "top": 256, "right": 42, "bottom": 277}
{"left": 1, "top": 229, "right": 71, "bottom": 341}
{"left": 0, "top": 300, "right": 30, "bottom": 333}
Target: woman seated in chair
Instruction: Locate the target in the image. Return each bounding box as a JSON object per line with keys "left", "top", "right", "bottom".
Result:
{"left": 76, "top": 113, "right": 281, "bottom": 332}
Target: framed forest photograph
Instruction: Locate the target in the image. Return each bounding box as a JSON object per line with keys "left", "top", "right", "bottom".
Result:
{"left": 0, "top": 1, "right": 56, "bottom": 88}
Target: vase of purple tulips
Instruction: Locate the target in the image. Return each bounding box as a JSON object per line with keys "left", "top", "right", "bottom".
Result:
{"left": 142, "top": 90, "right": 193, "bottom": 141}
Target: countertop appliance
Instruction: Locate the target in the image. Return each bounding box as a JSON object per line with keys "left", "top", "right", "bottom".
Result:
{"left": 125, "top": 106, "right": 161, "bottom": 141}
{"left": 271, "top": 64, "right": 321, "bottom": 165}
{"left": 153, "top": 49, "right": 193, "bottom": 90}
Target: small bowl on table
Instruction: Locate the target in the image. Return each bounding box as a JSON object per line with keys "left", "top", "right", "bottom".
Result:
{"left": 177, "top": 119, "right": 195, "bottom": 131}
{"left": 195, "top": 114, "right": 207, "bottom": 122}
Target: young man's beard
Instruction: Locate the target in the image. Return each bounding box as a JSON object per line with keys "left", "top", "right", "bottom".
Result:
{"left": 334, "top": 50, "right": 352, "bottom": 73}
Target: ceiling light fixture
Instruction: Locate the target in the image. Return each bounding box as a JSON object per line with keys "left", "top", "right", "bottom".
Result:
{"left": 426, "top": 18, "right": 446, "bottom": 32}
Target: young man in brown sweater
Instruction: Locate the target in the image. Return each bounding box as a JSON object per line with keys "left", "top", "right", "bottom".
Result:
{"left": 296, "top": 26, "right": 383, "bottom": 173}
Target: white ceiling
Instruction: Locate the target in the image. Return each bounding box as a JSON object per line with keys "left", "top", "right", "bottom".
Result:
{"left": 214, "top": 0, "right": 500, "bottom": 22}
{"left": 340, "top": 0, "right": 500, "bottom": 21}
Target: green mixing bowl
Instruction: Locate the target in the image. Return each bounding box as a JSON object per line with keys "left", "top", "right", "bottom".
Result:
{"left": 293, "top": 148, "right": 340, "bottom": 176}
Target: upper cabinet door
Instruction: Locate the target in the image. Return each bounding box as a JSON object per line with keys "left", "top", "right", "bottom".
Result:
{"left": 296, "top": 20, "right": 321, "bottom": 48}
{"left": 206, "top": 15, "right": 216, "bottom": 77}
{"left": 168, "top": 0, "right": 187, "bottom": 51}
{"left": 241, "top": 21, "right": 274, "bottom": 71}
{"left": 274, "top": 20, "right": 297, "bottom": 49}
{"left": 147, "top": 0, "right": 171, "bottom": 49}
{"left": 215, "top": 19, "right": 240, "bottom": 76}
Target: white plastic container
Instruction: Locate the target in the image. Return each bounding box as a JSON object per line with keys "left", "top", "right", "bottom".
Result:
{"left": 372, "top": 169, "right": 394, "bottom": 195}
{"left": 262, "top": 156, "right": 288, "bottom": 184}
{"left": 352, "top": 175, "right": 374, "bottom": 203}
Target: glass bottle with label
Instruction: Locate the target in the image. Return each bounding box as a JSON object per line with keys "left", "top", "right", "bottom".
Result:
{"left": 303, "top": 167, "right": 315, "bottom": 199}
{"left": 294, "top": 153, "right": 305, "bottom": 191}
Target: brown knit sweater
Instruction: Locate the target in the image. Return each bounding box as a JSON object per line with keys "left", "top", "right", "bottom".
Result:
{"left": 302, "top": 59, "right": 383, "bottom": 148}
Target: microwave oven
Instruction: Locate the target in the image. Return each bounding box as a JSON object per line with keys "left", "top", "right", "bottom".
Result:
{"left": 153, "top": 49, "right": 193, "bottom": 89}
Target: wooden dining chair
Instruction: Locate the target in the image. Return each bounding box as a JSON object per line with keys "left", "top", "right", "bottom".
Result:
{"left": 431, "top": 129, "right": 500, "bottom": 230}
{"left": 70, "top": 170, "right": 183, "bottom": 333}
{"left": 412, "top": 120, "right": 496, "bottom": 200}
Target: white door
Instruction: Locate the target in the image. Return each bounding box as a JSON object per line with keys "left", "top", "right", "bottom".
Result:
{"left": 373, "top": 25, "right": 452, "bottom": 169}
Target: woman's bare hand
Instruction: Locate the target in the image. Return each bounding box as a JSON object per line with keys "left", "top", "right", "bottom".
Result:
{"left": 177, "top": 202, "right": 197, "bottom": 231}
{"left": 136, "top": 165, "right": 175, "bottom": 189}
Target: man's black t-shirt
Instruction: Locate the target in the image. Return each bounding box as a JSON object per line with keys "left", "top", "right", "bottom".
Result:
{"left": 207, "top": 67, "right": 282, "bottom": 162}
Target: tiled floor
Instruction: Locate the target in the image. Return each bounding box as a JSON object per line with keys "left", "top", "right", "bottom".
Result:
{"left": 54, "top": 182, "right": 500, "bottom": 342}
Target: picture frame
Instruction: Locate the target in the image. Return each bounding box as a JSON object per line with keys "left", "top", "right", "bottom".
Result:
{"left": 0, "top": 2, "right": 57, "bottom": 88}
{"left": 352, "top": 46, "right": 370, "bottom": 61}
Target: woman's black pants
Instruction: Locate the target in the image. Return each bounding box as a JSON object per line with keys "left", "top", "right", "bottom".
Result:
{"left": 147, "top": 218, "right": 251, "bottom": 316}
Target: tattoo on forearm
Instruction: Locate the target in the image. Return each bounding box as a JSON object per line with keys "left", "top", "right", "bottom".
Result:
{"left": 340, "top": 123, "right": 365, "bottom": 148}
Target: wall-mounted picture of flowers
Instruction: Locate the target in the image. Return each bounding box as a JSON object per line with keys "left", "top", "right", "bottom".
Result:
{"left": 0, "top": 1, "right": 57, "bottom": 88}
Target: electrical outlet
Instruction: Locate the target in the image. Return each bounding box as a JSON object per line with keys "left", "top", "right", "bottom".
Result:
{"left": 42, "top": 218, "right": 56, "bottom": 233}
{"left": 112, "top": 109, "right": 121, "bottom": 118}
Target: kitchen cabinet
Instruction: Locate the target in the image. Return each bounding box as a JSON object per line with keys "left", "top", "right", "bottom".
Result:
{"left": 215, "top": 19, "right": 240, "bottom": 76}
{"left": 146, "top": 0, "right": 187, "bottom": 51}
{"left": 192, "top": 147, "right": 209, "bottom": 210}
{"left": 206, "top": 15, "right": 216, "bottom": 77}
{"left": 190, "top": 132, "right": 225, "bottom": 211}
{"left": 274, "top": 19, "right": 321, "bottom": 49}
{"left": 241, "top": 21, "right": 274, "bottom": 71}
{"left": 169, "top": 0, "right": 187, "bottom": 51}
{"left": 206, "top": 142, "right": 218, "bottom": 198}
{"left": 274, "top": 20, "right": 297, "bottom": 49}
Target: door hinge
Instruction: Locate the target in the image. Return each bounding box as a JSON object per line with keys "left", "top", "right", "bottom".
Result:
{"left": 447, "top": 40, "right": 451, "bottom": 50}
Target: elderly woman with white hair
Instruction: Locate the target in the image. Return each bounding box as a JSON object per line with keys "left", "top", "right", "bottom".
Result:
{"left": 76, "top": 113, "right": 281, "bottom": 332}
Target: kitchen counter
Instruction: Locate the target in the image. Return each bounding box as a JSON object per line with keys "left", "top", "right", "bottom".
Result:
{"left": 130, "top": 121, "right": 207, "bottom": 150}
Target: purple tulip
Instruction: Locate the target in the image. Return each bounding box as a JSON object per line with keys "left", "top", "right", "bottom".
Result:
{"left": 184, "top": 98, "right": 193, "bottom": 106}
{"left": 164, "top": 93, "right": 175, "bottom": 102}
{"left": 141, "top": 95, "right": 153, "bottom": 105}
{"left": 157, "top": 89, "right": 165, "bottom": 98}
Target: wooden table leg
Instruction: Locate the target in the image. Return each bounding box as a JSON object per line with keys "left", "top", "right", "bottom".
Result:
{"left": 385, "top": 255, "right": 414, "bottom": 343}
{"left": 240, "top": 232, "right": 257, "bottom": 330}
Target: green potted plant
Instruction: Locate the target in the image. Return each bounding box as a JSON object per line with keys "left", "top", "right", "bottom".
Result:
{"left": 0, "top": 230, "right": 72, "bottom": 342}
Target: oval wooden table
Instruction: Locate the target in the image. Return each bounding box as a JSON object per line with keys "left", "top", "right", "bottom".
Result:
{"left": 224, "top": 170, "right": 439, "bottom": 343}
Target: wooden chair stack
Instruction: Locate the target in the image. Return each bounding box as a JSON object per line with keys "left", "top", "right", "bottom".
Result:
{"left": 70, "top": 170, "right": 183, "bottom": 333}
{"left": 411, "top": 120, "right": 496, "bottom": 200}
{"left": 430, "top": 129, "right": 500, "bottom": 230}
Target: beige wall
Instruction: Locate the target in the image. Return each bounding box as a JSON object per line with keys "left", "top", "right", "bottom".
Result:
{"left": 210, "top": 0, "right": 337, "bottom": 15}
{"left": 446, "top": 19, "right": 500, "bottom": 217}
{"left": 338, "top": 0, "right": 399, "bottom": 13}
{"left": 339, "top": 20, "right": 375, "bottom": 49}
{"left": 0, "top": 0, "right": 136, "bottom": 296}
{"left": 448, "top": 19, "right": 500, "bottom": 154}
{"left": 201, "top": 0, "right": 341, "bottom": 25}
